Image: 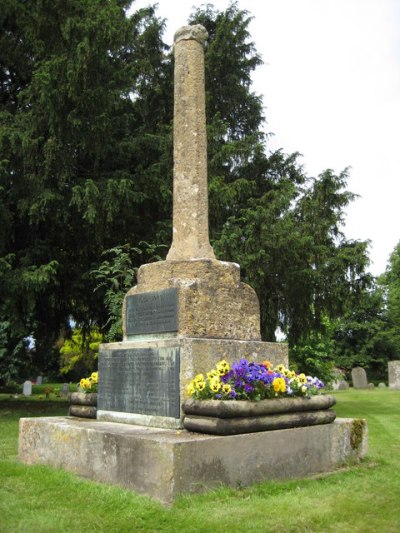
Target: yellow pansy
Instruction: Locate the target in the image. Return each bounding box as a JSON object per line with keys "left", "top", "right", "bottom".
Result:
{"left": 216, "top": 359, "right": 230, "bottom": 376}
{"left": 187, "top": 382, "right": 196, "bottom": 395}
{"left": 210, "top": 377, "right": 221, "bottom": 392}
{"left": 222, "top": 383, "right": 232, "bottom": 394}
{"left": 275, "top": 364, "right": 286, "bottom": 374}
{"left": 273, "top": 377, "right": 286, "bottom": 393}
{"left": 80, "top": 378, "right": 91, "bottom": 389}
{"left": 207, "top": 369, "right": 218, "bottom": 380}
{"left": 196, "top": 381, "right": 206, "bottom": 391}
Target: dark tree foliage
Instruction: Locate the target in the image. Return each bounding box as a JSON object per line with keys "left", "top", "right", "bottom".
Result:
{"left": 0, "top": 0, "right": 173, "bottom": 376}
{"left": 331, "top": 280, "right": 397, "bottom": 382}
{"left": 381, "top": 241, "right": 400, "bottom": 351}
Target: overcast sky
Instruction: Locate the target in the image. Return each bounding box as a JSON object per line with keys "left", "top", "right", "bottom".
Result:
{"left": 133, "top": 0, "right": 400, "bottom": 276}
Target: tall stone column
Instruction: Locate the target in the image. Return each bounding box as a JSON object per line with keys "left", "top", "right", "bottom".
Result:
{"left": 166, "top": 25, "right": 216, "bottom": 261}
{"left": 122, "top": 24, "right": 261, "bottom": 344}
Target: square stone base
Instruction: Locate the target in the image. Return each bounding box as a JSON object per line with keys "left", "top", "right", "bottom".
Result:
{"left": 19, "top": 417, "right": 367, "bottom": 505}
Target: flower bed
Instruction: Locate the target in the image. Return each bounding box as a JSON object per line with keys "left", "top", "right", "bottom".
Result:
{"left": 68, "top": 371, "right": 98, "bottom": 419}
{"left": 183, "top": 359, "right": 336, "bottom": 435}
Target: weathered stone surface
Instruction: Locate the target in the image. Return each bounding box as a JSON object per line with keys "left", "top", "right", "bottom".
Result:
{"left": 69, "top": 392, "right": 97, "bottom": 406}
{"left": 351, "top": 367, "right": 369, "bottom": 389}
{"left": 338, "top": 381, "right": 350, "bottom": 390}
{"left": 378, "top": 382, "right": 386, "bottom": 388}
{"left": 18, "top": 416, "right": 367, "bottom": 505}
{"left": 98, "top": 337, "right": 288, "bottom": 428}
{"left": 68, "top": 393, "right": 97, "bottom": 418}
{"left": 183, "top": 409, "right": 336, "bottom": 435}
{"left": 167, "top": 25, "right": 214, "bottom": 261}
{"left": 123, "top": 259, "right": 260, "bottom": 341}
{"left": 388, "top": 360, "right": 400, "bottom": 389}
{"left": 68, "top": 405, "right": 97, "bottom": 419}
{"left": 183, "top": 395, "right": 336, "bottom": 418}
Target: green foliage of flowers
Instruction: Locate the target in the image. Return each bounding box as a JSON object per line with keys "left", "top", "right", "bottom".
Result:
{"left": 187, "top": 359, "right": 325, "bottom": 401}
{"left": 79, "top": 372, "right": 98, "bottom": 394}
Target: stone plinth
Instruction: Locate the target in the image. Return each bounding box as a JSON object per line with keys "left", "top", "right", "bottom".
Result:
{"left": 18, "top": 416, "right": 368, "bottom": 505}
{"left": 123, "top": 259, "right": 260, "bottom": 341}
{"left": 97, "top": 337, "right": 288, "bottom": 429}
{"left": 388, "top": 360, "right": 400, "bottom": 389}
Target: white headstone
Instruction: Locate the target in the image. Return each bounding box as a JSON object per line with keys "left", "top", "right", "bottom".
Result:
{"left": 378, "top": 382, "right": 386, "bottom": 388}
{"left": 61, "top": 383, "right": 69, "bottom": 396}
{"left": 23, "top": 380, "right": 32, "bottom": 396}
{"left": 36, "top": 375, "right": 43, "bottom": 385}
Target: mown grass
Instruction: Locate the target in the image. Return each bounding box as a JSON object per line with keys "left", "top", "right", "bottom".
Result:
{"left": 1, "top": 389, "right": 399, "bottom": 532}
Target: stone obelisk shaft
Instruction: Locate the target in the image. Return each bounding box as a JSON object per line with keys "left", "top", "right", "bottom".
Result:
{"left": 166, "top": 25, "right": 216, "bottom": 261}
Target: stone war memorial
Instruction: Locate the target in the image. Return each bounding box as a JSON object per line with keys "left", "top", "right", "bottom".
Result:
{"left": 18, "top": 25, "right": 367, "bottom": 505}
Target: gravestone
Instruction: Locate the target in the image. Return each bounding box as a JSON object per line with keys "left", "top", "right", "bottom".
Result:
{"left": 338, "top": 381, "right": 349, "bottom": 390}
{"left": 351, "top": 367, "right": 369, "bottom": 389}
{"left": 97, "top": 24, "right": 288, "bottom": 429}
{"left": 36, "top": 375, "right": 43, "bottom": 385}
{"left": 61, "top": 383, "right": 69, "bottom": 396}
{"left": 388, "top": 360, "right": 400, "bottom": 389}
{"left": 378, "top": 382, "right": 386, "bottom": 388}
{"left": 23, "top": 380, "right": 32, "bottom": 396}
{"left": 331, "top": 368, "right": 345, "bottom": 390}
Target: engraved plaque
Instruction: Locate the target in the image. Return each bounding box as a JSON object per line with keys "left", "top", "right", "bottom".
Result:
{"left": 98, "top": 347, "right": 180, "bottom": 418}
{"left": 126, "top": 288, "right": 178, "bottom": 335}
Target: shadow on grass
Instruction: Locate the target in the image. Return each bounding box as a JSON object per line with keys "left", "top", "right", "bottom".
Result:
{"left": 0, "top": 399, "right": 69, "bottom": 420}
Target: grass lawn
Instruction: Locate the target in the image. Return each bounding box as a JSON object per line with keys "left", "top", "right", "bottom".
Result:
{"left": 1, "top": 389, "right": 399, "bottom": 532}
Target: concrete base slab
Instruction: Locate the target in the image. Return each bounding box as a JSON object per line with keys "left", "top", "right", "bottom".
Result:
{"left": 19, "top": 416, "right": 367, "bottom": 504}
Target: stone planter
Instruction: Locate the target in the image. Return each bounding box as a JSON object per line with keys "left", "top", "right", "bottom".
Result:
{"left": 183, "top": 394, "right": 336, "bottom": 435}
{"left": 68, "top": 392, "right": 97, "bottom": 419}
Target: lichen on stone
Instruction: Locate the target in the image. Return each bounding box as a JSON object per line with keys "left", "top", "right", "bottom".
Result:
{"left": 350, "top": 419, "right": 366, "bottom": 450}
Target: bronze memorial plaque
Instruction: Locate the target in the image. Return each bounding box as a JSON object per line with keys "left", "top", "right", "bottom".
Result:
{"left": 98, "top": 346, "right": 180, "bottom": 418}
{"left": 126, "top": 288, "right": 178, "bottom": 335}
